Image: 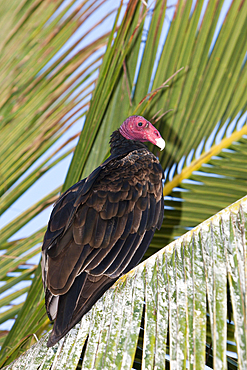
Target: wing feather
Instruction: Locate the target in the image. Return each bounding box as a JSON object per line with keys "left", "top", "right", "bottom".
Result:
{"left": 146, "top": 194, "right": 156, "bottom": 230}
{"left": 99, "top": 218, "right": 116, "bottom": 249}
{"left": 120, "top": 210, "right": 134, "bottom": 238}
{"left": 104, "top": 233, "right": 142, "bottom": 276}
{"left": 92, "top": 215, "right": 108, "bottom": 248}
{"left": 81, "top": 208, "right": 97, "bottom": 245}
{"left": 138, "top": 200, "right": 149, "bottom": 234}
{"left": 47, "top": 242, "right": 92, "bottom": 295}
{"left": 116, "top": 200, "right": 127, "bottom": 217}
{"left": 87, "top": 237, "right": 127, "bottom": 274}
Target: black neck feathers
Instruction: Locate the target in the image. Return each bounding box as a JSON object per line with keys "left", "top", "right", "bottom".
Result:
{"left": 110, "top": 130, "right": 147, "bottom": 156}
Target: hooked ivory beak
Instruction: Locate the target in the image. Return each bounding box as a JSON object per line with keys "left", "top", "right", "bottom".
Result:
{"left": 155, "top": 137, "right": 166, "bottom": 151}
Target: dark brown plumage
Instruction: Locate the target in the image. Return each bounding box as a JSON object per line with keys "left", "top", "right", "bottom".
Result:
{"left": 41, "top": 115, "right": 165, "bottom": 347}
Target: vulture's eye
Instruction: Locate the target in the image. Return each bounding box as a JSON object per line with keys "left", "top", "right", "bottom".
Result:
{"left": 138, "top": 122, "right": 143, "bottom": 126}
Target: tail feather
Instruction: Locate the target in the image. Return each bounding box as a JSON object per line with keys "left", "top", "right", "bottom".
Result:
{"left": 47, "top": 273, "right": 117, "bottom": 347}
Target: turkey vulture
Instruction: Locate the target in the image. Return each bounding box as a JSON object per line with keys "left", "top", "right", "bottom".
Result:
{"left": 41, "top": 115, "right": 165, "bottom": 347}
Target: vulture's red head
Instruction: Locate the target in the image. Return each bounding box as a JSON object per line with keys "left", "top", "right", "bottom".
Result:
{"left": 119, "top": 115, "right": 165, "bottom": 150}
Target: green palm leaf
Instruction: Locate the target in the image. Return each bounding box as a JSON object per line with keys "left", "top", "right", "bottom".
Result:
{"left": 0, "top": 0, "right": 246, "bottom": 367}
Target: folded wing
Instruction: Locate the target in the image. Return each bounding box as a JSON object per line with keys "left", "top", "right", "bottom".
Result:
{"left": 42, "top": 150, "right": 164, "bottom": 347}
